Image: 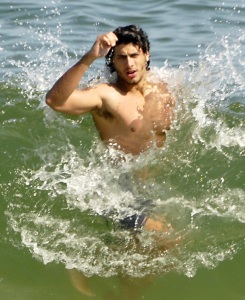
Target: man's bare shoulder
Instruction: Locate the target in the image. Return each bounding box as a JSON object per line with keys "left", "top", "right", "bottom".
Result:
{"left": 93, "top": 81, "right": 116, "bottom": 89}
{"left": 145, "top": 80, "right": 170, "bottom": 96}
{"left": 90, "top": 82, "right": 120, "bottom": 117}
{"left": 146, "top": 80, "right": 175, "bottom": 107}
{"left": 151, "top": 81, "right": 169, "bottom": 92}
{"left": 93, "top": 82, "right": 122, "bottom": 101}
{"left": 90, "top": 82, "right": 117, "bottom": 96}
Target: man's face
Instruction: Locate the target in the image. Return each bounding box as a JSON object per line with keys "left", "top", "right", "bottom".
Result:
{"left": 112, "top": 43, "right": 149, "bottom": 85}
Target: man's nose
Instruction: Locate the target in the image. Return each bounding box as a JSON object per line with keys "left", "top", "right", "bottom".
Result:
{"left": 126, "top": 56, "right": 134, "bottom": 66}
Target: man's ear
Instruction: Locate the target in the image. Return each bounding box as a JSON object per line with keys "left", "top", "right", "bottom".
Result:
{"left": 145, "top": 52, "right": 150, "bottom": 62}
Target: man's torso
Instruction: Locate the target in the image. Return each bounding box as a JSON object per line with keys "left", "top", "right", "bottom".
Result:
{"left": 91, "top": 81, "right": 175, "bottom": 155}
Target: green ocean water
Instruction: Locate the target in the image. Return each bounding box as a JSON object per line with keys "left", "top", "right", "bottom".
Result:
{"left": 1, "top": 0, "right": 245, "bottom": 299}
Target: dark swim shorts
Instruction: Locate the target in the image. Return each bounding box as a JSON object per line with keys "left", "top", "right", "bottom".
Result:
{"left": 113, "top": 173, "right": 154, "bottom": 230}
{"left": 119, "top": 214, "right": 148, "bottom": 230}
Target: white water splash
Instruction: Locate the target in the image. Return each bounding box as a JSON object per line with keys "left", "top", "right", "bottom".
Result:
{"left": 3, "top": 13, "right": 245, "bottom": 278}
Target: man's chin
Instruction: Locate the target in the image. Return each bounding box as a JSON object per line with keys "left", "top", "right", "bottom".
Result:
{"left": 126, "top": 76, "right": 141, "bottom": 85}
{"left": 117, "top": 74, "right": 142, "bottom": 86}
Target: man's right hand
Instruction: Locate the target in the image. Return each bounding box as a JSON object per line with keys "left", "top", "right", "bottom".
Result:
{"left": 89, "top": 32, "right": 118, "bottom": 58}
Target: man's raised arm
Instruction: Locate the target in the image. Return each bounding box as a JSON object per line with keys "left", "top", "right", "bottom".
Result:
{"left": 45, "top": 32, "right": 118, "bottom": 115}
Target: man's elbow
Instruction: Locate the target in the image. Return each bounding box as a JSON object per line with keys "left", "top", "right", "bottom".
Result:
{"left": 45, "top": 95, "right": 51, "bottom": 107}
{"left": 45, "top": 93, "right": 56, "bottom": 109}
{"left": 45, "top": 93, "right": 78, "bottom": 115}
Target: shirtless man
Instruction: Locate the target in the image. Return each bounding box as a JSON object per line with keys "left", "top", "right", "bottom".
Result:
{"left": 46, "top": 25, "right": 175, "bottom": 232}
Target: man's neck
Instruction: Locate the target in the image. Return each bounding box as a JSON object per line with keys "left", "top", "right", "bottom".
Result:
{"left": 115, "top": 76, "right": 148, "bottom": 95}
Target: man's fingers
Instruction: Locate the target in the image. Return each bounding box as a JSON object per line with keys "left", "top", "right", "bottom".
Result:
{"left": 102, "top": 36, "right": 112, "bottom": 47}
{"left": 91, "top": 32, "right": 118, "bottom": 57}
{"left": 107, "top": 32, "right": 118, "bottom": 46}
{"left": 100, "top": 32, "right": 118, "bottom": 47}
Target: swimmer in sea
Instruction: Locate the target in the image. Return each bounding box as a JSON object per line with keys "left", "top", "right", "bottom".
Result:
{"left": 46, "top": 25, "right": 176, "bottom": 296}
{"left": 46, "top": 24, "right": 175, "bottom": 232}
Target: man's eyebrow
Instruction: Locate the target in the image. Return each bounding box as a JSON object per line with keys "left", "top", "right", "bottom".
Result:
{"left": 115, "top": 51, "right": 140, "bottom": 57}
{"left": 115, "top": 53, "right": 127, "bottom": 57}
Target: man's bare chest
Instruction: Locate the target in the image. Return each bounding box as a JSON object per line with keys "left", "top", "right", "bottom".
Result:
{"left": 101, "top": 94, "right": 174, "bottom": 134}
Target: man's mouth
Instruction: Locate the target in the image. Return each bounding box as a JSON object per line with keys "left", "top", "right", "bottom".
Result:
{"left": 127, "top": 70, "right": 137, "bottom": 78}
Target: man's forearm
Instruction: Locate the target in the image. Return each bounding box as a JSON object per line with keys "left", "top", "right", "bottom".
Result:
{"left": 46, "top": 31, "right": 117, "bottom": 109}
{"left": 46, "top": 51, "right": 96, "bottom": 106}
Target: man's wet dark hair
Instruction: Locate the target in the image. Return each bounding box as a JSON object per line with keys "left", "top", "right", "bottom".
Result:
{"left": 105, "top": 25, "right": 150, "bottom": 73}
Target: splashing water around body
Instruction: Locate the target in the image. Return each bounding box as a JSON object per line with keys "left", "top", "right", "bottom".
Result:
{"left": 2, "top": 4, "right": 245, "bottom": 279}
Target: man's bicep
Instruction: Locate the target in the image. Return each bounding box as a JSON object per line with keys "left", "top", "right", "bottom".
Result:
{"left": 71, "top": 88, "right": 102, "bottom": 114}
{"left": 53, "top": 88, "right": 102, "bottom": 116}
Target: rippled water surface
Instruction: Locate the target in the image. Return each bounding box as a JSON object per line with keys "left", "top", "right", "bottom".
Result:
{"left": 1, "top": 0, "right": 245, "bottom": 299}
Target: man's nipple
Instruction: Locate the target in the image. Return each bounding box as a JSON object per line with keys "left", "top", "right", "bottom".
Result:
{"left": 130, "top": 117, "right": 143, "bottom": 133}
